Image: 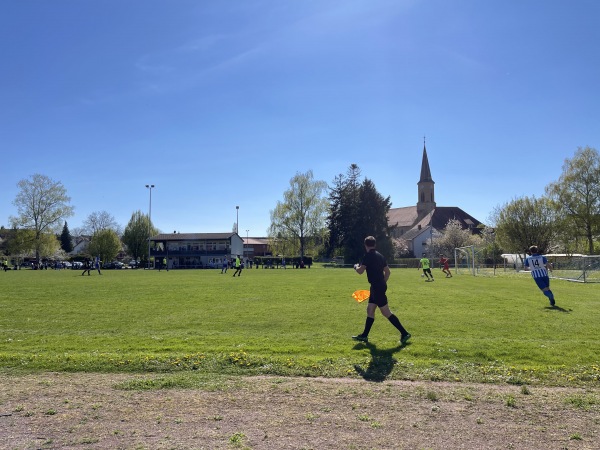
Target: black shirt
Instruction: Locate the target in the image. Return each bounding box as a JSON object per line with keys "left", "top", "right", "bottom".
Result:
{"left": 361, "top": 249, "right": 387, "bottom": 285}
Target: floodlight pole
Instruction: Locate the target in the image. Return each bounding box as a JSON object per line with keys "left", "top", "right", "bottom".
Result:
{"left": 236, "top": 206, "right": 239, "bottom": 234}
{"left": 146, "top": 184, "right": 154, "bottom": 269}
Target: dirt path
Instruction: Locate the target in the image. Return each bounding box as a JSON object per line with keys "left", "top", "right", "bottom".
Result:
{"left": 1, "top": 373, "right": 599, "bottom": 449}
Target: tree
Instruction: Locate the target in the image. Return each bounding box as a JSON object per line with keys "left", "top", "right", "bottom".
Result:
{"left": 492, "top": 196, "right": 558, "bottom": 254}
{"left": 83, "top": 211, "right": 123, "bottom": 236}
{"left": 269, "top": 170, "right": 328, "bottom": 258}
{"left": 326, "top": 165, "right": 395, "bottom": 263}
{"left": 60, "top": 221, "right": 73, "bottom": 253}
{"left": 477, "top": 226, "right": 503, "bottom": 266}
{"left": 10, "top": 174, "right": 74, "bottom": 263}
{"left": 351, "top": 178, "right": 395, "bottom": 262}
{"left": 122, "top": 210, "right": 158, "bottom": 264}
{"left": 545, "top": 146, "right": 600, "bottom": 254}
{"left": 432, "top": 219, "right": 481, "bottom": 257}
{"left": 326, "top": 165, "right": 362, "bottom": 261}
{"left": 392, "top": 237, "right": 410, "bottom": 258}
{"left": 88, "top": 229, "right": 121, "bottom": 264}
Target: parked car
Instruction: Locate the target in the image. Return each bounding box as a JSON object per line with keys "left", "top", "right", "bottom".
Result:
{"left": 103, "top": 261, "right": 124, "bottom": 269}
{"left": 71, "top": 261, "right": 83, "bottom": 269}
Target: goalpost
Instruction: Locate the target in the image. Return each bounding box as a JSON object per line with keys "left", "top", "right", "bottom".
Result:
{"left": 454, "top": 245, "right": 476, "bottom": 276}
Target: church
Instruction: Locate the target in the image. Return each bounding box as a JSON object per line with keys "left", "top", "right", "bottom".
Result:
{"left": 387, "top": 143, "right": 482, "bottom": 257}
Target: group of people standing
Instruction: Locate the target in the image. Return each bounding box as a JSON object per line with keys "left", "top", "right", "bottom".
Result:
{"left": 81, "top": 257, "right": 101, "bottom": 275}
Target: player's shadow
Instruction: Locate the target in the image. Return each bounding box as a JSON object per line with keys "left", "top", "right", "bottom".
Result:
{"left": 546, "top": 305, "right": 571, "bottom": 313}
{"left": 353, "top": 341, "right": 406, "bottom": 382}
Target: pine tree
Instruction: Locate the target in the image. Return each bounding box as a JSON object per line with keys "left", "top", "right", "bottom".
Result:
{"left": 60, "top": 221, "right": 73, "bottom": 253}
{"left": 326, "top": 165, "right": 395, "bottom": 263}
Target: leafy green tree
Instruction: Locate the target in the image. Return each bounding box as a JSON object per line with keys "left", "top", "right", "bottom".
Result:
{"left": 545, "top": 146, "right": 600, "bottom": 254}
{"left": 477, "top": 226, "right": 503, "bottom": 265}
{"left": 88, "top": 229, "right": 121, "bottom": 264}
{"left": 269, "top": 170, "right": 328, "bottom": 258}
{"left": 60, "top": 221, "right": 73, "bottom": 253}
{"left": 122, "top": 210, "right": 158, "bottom": 264}
{"left": 10, "top": 174, "right": 74, "bottom": 263}
{"left": 492, "top": 196, "right": 558, "bottom": 254}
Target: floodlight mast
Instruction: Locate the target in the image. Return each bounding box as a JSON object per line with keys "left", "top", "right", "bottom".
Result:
{"left": 146, "top": 184, "right": 155, "bottom": 269}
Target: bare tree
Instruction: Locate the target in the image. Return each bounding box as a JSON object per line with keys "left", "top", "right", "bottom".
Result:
{"left": 83, "top": 211, "right": 123, "bottom": 236}
{"left": 10, "top": 174, "right": 74, "bottom": 263}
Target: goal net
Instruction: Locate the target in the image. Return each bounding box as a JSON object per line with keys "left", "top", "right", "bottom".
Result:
{"left": 546, "top": 254, "right": 600, "bottom": 283}
{"left": 454, "top": 246, "right": 476, "bottom": 276}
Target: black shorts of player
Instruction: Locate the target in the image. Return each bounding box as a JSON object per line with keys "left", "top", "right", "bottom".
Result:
{"left": 369, "top": 282, "right": 388, "bottom": 307}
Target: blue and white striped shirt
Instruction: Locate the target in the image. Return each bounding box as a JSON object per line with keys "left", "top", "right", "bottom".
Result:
{"left": 524, "top": 254, "right": 548, "bottom": 278}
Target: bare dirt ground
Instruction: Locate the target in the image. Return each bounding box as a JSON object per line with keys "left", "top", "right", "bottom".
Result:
{"left": 1, "top": 372, "right": 599, "bottom": 450}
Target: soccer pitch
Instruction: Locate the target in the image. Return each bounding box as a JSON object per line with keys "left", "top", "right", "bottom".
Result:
{"left": 1, "top": 266, "right": 598, "bottom": 386}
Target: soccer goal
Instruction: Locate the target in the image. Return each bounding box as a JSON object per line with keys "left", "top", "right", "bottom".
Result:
{"left": 547, "top": 254, "right": 600, "bottom": 283}
{"left": 454, "top": 245, "right": 476, "bottom": 276}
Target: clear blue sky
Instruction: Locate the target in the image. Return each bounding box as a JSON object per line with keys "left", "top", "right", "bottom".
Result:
{"left": 2, "top": 0, "right": 599, "bottom": 237}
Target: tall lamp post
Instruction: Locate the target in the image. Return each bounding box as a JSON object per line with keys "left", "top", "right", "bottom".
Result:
{"left": 146, "top": 184, "right": 154, "bottom": 269}
{"left": 236, "top": 206, "right": 239, "bottom": 234}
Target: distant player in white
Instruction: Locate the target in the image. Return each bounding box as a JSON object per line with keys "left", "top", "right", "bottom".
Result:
{"left": 523, "top": 245, "right": 556, "bottom": 307}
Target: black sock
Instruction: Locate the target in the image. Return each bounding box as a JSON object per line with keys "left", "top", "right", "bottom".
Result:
{"left": 388, "top": 314, "right": 408, "bottom": 335}
{"left": 362, "top": 317, "right": 375, "bottom": 336}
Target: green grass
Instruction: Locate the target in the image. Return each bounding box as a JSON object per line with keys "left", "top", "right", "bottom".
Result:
{"left": 1, "top": 266, "right": 599, "bottom": 386}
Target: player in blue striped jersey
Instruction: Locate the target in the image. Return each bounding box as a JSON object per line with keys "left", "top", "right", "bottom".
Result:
{"left": 523, "top": 245, "right": 556, "bottom": 307}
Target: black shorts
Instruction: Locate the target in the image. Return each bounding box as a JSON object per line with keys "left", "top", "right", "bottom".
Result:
{"left": 369, "top": 283, "right": 388, "bottom": 307}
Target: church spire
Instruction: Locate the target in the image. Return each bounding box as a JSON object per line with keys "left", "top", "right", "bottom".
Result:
{"left": 419, "top": 138, "right": 433, "bottom": 182}
{"left": 417, "top": 137, "right": 436, "bottom": 218}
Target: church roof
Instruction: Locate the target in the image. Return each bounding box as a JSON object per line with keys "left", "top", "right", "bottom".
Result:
{"left": 387, "top": 206, "right": 482, "bottom": 233}
{"left": 430, "top": 207, "right": 481, "bottom": 231}
{"left": 387, "top": 206, "right": 419, "bottom": 227}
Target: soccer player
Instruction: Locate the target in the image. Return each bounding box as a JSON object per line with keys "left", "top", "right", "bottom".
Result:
{"left": 221, "top": 257, "right": 229, "bottom": 274}
{"left": 524, "top": 245, "right": 556, "bottom": 307}
{"left": 439, "top": 254, "right": 452, "bottom": 278}
{"left": 352, "top": 236, "right": 411, "bottom": 345}
{"left": 232, "top": 255, "right": 243, "bottom": 277}
{"left": 418, "top": 253, "right": 434, "bottom": 281}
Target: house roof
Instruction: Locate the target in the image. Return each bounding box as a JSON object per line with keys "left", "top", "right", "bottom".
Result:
{"left": 245, "top": 237, "right": 269, "bottom": 245}
{"left": 151, "top": 232, "right": 238, "bottom": 241}
{"left": 400, "top": 225, "right": 430, "bottom": 241}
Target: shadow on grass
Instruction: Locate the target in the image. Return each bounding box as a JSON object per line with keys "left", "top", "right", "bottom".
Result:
{"left": 353, "top": 341, "right": 407, "bottom": 382}
{"left": 546, "top": 305, "right": 571, "bottom": 313}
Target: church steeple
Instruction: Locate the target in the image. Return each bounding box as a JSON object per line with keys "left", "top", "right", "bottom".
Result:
{"left": 417, "top": 138, "right": 436, "bottom": 218}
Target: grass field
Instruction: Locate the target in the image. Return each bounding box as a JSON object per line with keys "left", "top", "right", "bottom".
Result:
{"left": 1, "top": 265, "right": 598, "bottom": 386}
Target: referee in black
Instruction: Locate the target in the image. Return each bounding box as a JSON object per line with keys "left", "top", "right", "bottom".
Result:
{"left": 352, "top": 236, "right": 411, "bottom": 344}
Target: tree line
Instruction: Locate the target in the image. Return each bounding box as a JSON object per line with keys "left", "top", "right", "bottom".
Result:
{"left": 1, "top": 173, "right": 158, "bottom": 265}
{"left": 3, "top": 146, "right": 599, "bottom": 266}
